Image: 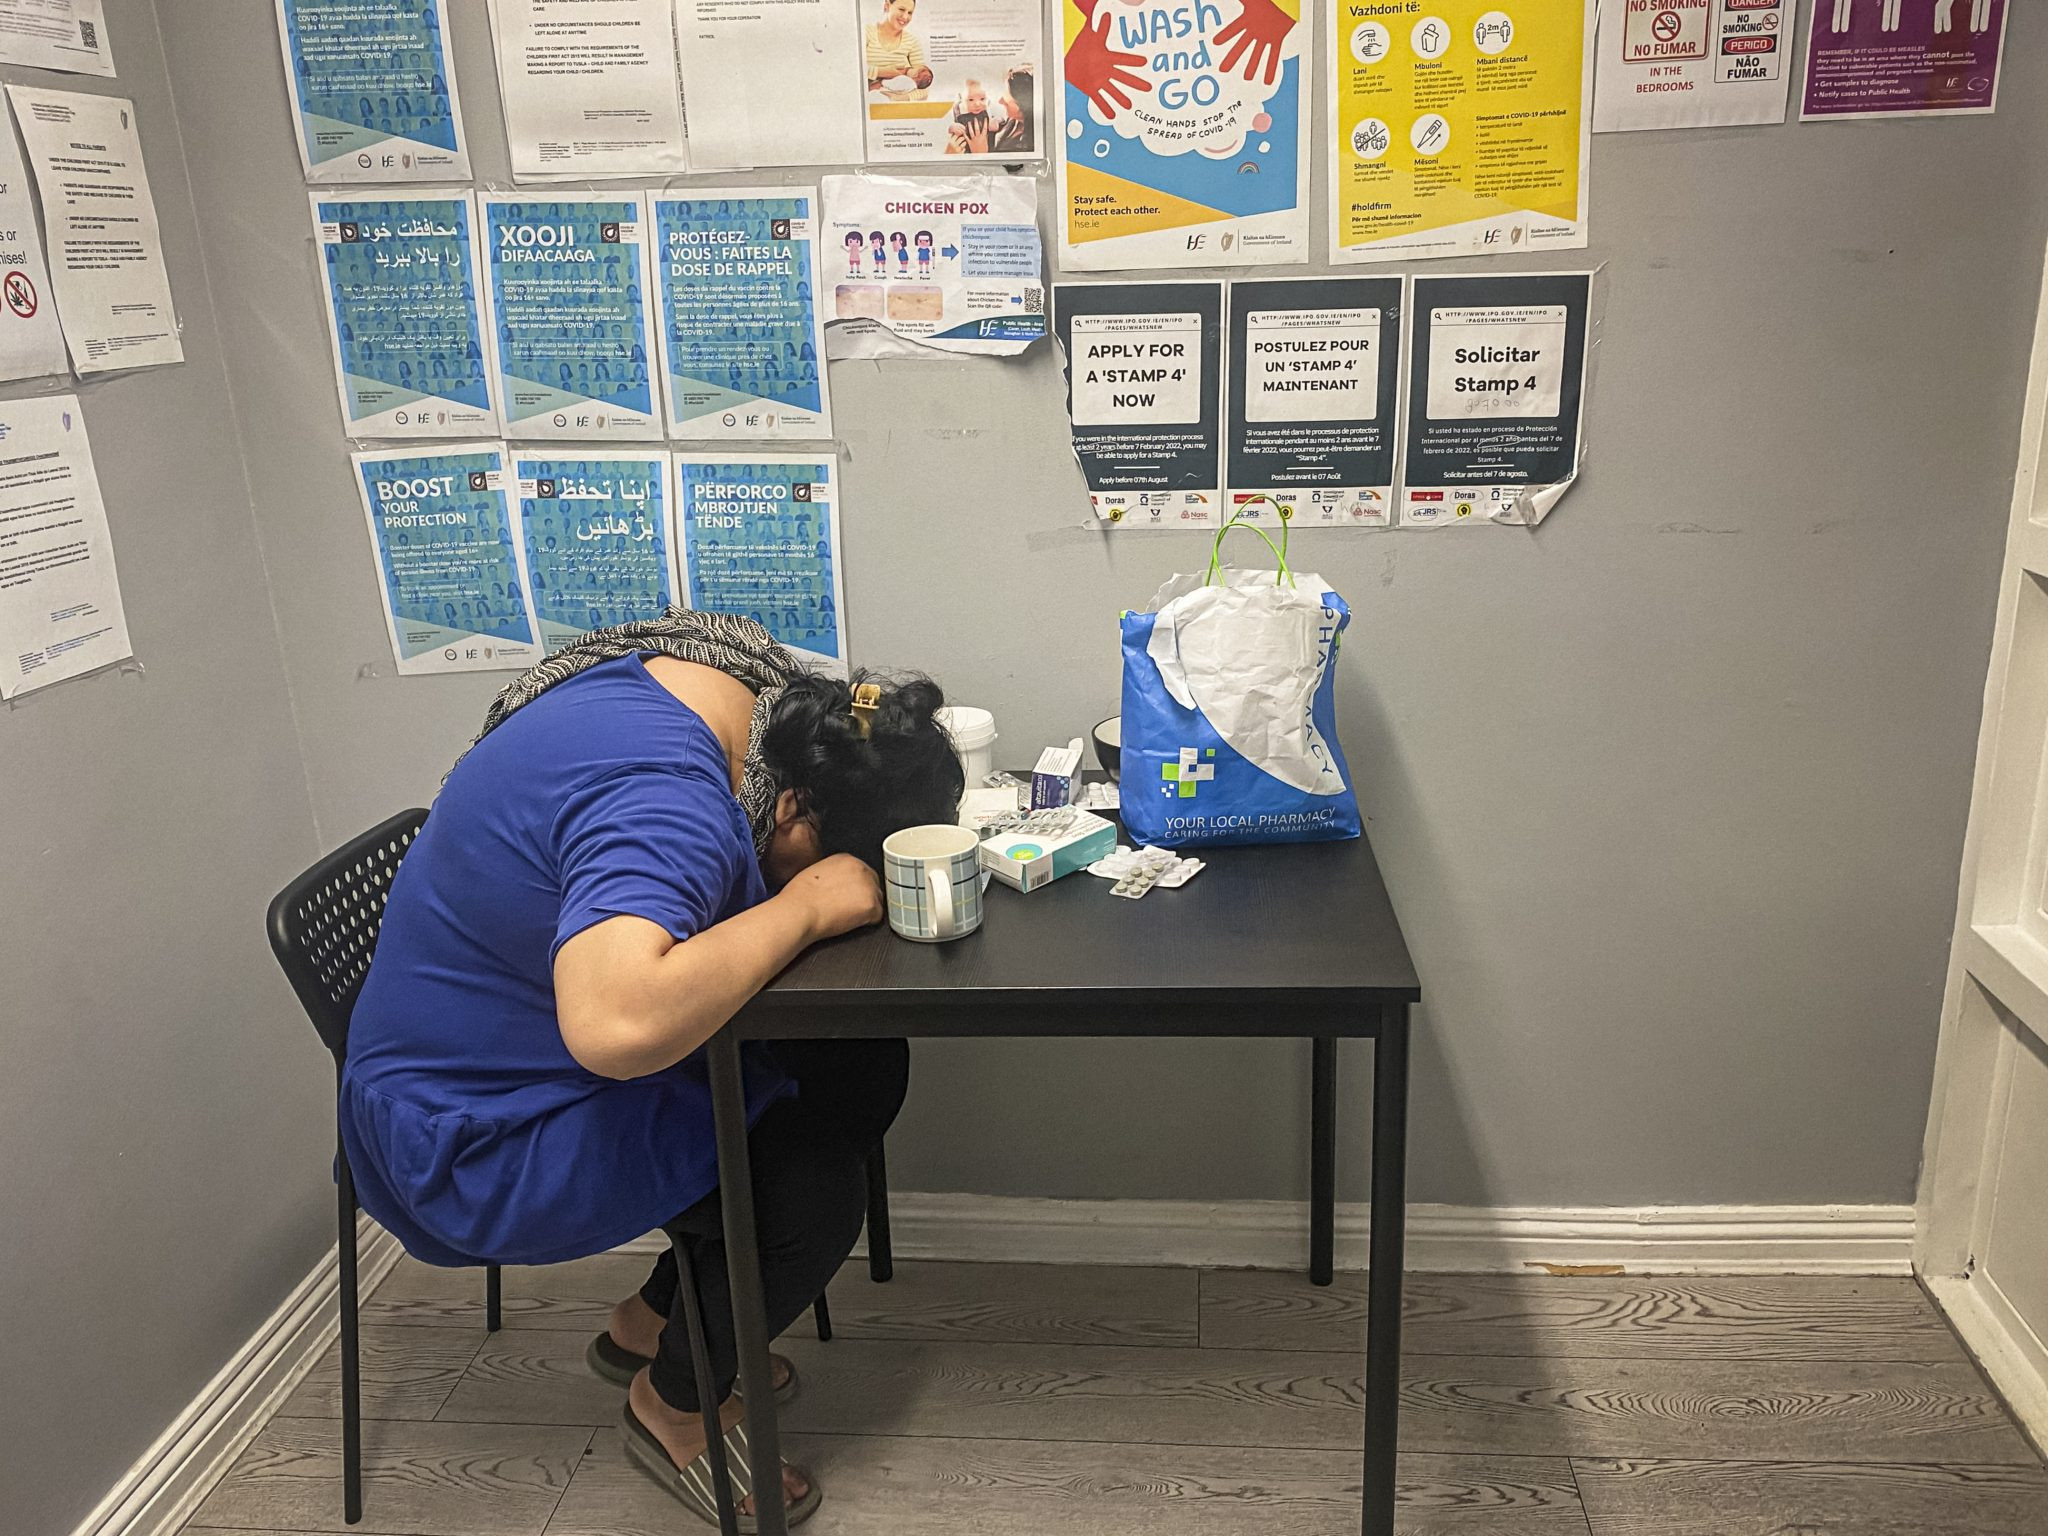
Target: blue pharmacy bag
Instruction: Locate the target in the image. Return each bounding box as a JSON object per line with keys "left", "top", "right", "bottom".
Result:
{"left": 1120, "top": 517, "right": 1361, "bottom": 849}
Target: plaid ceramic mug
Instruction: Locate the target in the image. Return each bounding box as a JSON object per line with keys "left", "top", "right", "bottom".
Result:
{"left": 882, "top": 823, "right": 984, "bottom": 942}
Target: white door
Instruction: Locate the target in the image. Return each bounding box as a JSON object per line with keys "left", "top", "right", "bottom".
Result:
{"left": 1918, "top": 252, "right": 2048, "bottom": 1444}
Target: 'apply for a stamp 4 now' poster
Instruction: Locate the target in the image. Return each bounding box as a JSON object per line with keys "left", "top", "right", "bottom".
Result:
{"left": 1058, "top": 0, "right": 1312, "bottom": 271}
{"left": 1330, "top": 1, "right": 1593, "bottom": 264}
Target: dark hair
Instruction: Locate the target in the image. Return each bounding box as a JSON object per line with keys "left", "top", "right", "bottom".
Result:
{"left": 758, "top": 670, "right": 964, "bottom": 869}
{"left": 1006, "top": 66, "right": 1034, "bottom": 121}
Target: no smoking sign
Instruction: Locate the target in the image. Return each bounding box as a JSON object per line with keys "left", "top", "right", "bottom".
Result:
{"left": 1622, "top": 0, "right": 1709, "bottom": 62}
{"left": 4, "top": 272, "right": 36, "bottom": 320}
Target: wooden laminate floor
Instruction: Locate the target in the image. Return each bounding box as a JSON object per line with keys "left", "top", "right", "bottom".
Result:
{"left": 183, "top": 1255, "right": 2048, "bottom": 1536}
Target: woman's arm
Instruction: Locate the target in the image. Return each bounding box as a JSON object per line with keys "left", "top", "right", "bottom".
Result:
{"left": 553, "top": 853, "right": 883, "bottom": 1080}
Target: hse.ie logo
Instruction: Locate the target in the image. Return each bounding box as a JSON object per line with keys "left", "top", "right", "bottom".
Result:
{"left": 1161, "top": 747, "right": 1216, "bottom": 799}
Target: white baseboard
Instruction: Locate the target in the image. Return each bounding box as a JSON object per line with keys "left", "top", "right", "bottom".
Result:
{"left": 623, "top": 1194, "right": 1915, "bottom": 1275}
{"left": 1925, "top": 1269, "right": 2048, "bottom": 1456}
{"left": 70, "top": 1214, "right": 403, "bottom": 1536}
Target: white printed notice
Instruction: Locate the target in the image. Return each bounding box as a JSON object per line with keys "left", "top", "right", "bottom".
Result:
{"left": 1225, "top": 276, "right": 1402, "bottom": 528}
{"left": 1053, "top": 280, "right": 1224, "bottom": 529}
{"left": 1593, "top": 0, "right": 1792, "bottom": 132}
{"left": 861, "top": 0, "right": 1043, "bottom": 163}
{"left": 819, "top": 172, "right": 1044, "bottom": 360}
{"left": 353, "top": 444, "right": 542, "bottom": 675}
{"left": 6, "top": 87, "right": 181, "bottom": 375}
{"left": 486, "top": 0, "right": 688, "bottom": 180}
{"left": 0, "top": 97, "right": 67, "bottom": 381}
{"left": 0, "top": 394, "right": 130, "bottom": 698}
{"left": 0, "top": 0, "right": 112, "bottom": 76}
{"left": 675, "top": 0, "right": 863, "bottom": 170}
{"left": 1401, "top": 271, "right": 1591, "bottom": 527}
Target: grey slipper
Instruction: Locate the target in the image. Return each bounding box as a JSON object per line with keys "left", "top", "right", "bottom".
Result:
{"left": 620, "top": 1402, "right": 822, "bottom": 1530}
{"left": 585, "top": 1333, "right": 799, "bottom": 1404}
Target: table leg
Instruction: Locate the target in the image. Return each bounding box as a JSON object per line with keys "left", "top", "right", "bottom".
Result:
{"left": 707, "top": 1030, "right": 788, "bottom": 1536}
{"left": 1361, "top": 1002, "right": 1409, "bottom": 1536}
{"left": 1311, "top": 1037, "right": 1337, "bottom": 1286}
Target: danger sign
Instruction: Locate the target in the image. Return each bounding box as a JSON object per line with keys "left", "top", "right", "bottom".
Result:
{"left": 4, "top": 272, "right": 36, "bottom": 319}
{"left": 1623, "top": 0, "right": 1709, "bottom": 62}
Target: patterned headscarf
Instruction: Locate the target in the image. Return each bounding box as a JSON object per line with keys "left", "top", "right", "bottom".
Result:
{"left": 456, "top": 609, "right": 814, "bottom": 855}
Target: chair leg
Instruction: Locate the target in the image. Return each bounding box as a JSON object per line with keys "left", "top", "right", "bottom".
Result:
{"left": 485, "top": 1264, "right": 502, "bottom": 1333}
{"left": 336, "top": 1139, "right": 364, "bottom": 1526}
{"left": 865, "top": 1142, "right": 893, "bottom": 1284}
{"left": 675, "top": 1244, "right": 741, "bottom": 1536}
{"left": 812, "top": 1291, "right": 832, "bottom": 1342}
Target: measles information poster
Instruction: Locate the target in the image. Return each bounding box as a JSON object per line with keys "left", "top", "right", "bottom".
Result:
{"left": 275, "top": 0, "right": 470, "bottom": 182}
{"left": 819, "top": 173, "right": 1044, "bottom": 360}
{"left": 651, "top": 190, "right": 832, "bottom": 442}
{"left": 313, "top": 191, "right": 497, "bottom": 438}
{"left": 1401, "top": 271, "right": 1590, "bottom": 528}
{"left": 674, "top": 455, "right": 847, "bottom": 678}
{"left": 514, "top": 453, "right": 675, "bottom": 653}
{"left": 1057, "top": 0, "right": 1312, "bottom": 271}
{"left": 1053, "top": 280, "right": 1223, "bottom": 529}
{"left": 1593, "top": 0, "right": 1793, "bottom": 132}
{"left": 1330, "top": 0, "right": 1593, "bottom": 264}
{"left": 353, "top": 445, "right": 541, "bottom": 675}
{"left": 861, "top": 0, "right": 1043, "bottom": 163}
{"left": 1802, "top": 0, "right": 2007, "bottom": 120}
{"left": 482, "top": 197, "right": 659, "bottom": 440}
{"left": 1226, "top": 276, "right": 1402, "bottom": 528}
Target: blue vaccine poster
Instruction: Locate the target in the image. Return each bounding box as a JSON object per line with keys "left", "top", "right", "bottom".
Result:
{"left": 514, "top": 453, "right": 675, "bottom": 654}
{"left": 353, "top": 446, "right": 540, "bottom": 675}
{"left": 651, "top": 188, "right": 832, "bottom": 441}
{"left": 482, "top": 197, "right": 659, "bottom": 441}
{"left": 275, "top": 0, "right": 470, "bottom": 182}
{"left": 674, "top": 455, "right": 846, "bottom": 678}
{"left": 313, "top": 191, "right": 497, "bottom": 438}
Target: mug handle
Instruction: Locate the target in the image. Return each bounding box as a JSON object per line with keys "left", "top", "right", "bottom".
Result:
{"left": 925, "top": 864, "right": 956, "bottom": 940}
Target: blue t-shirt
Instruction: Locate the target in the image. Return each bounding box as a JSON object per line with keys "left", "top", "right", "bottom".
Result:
{"left": 340, "top": 654, "right": 791, "bottom": 1267}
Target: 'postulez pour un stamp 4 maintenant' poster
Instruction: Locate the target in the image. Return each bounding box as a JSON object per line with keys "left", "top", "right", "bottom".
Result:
{"left": 1058, "top": 0, "right": 1312, "bottom": 271}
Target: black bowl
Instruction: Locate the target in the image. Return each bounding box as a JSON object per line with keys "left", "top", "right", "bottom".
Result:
{"left": 1093, "top": 716, "right": 1121, "bottom": 781}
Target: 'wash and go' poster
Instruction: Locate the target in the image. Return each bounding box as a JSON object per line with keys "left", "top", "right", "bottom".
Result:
{"left": 1057, "top": 0, "right": 1312, "bottom": 271}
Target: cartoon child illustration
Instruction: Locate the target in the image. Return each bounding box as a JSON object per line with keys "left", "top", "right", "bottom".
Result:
{"left": 868, "top": 230, "right": 887, "bottom": 273}
{"left": 915, "top": 229, "right": 934, "bottom": 275}
{"left": 843, "top": 228, "right": 864, "bottom": 276}
{"left": 890, "top": 230, "right": 910, "bottom": 275}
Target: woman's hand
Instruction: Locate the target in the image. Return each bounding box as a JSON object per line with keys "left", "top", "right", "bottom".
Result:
{"left": 781, "top": 853, "right": 885, "bottom": 942}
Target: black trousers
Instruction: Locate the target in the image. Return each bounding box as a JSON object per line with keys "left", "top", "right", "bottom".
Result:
{"left": 639, "top": 1038, "right": 907, "bottom": 1413}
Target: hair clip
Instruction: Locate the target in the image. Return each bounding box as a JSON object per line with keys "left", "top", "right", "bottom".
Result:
{"left": 849, "top": 682, "right": 881, "bottom": 738}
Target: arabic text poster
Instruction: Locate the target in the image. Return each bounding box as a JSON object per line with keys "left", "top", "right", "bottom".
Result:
{"left": 1594, "top": 0, "right": 1793, "bottom": 132}
{"left": 674, "top": 455, "right": 847, "bottom": 677}
{"left": 1053, "top": 280, "right": 1223, "bottom": 528}
{"left": 1330, "top": 0, "right": 1592, "bottom": 264}
{"left": 863, "top": 0, "right": 1043, "bottom": 163}
{"left": 514, "top": 453, "right": 675, "bottom": 653}
{"left": 0, "top": 0, "right": 112, "bottom": 77}
{"left": 482, "top": 197, "right": 658, "bottom": 440}
{"left": 1226, "top": 276, "right": 1402, "bottom": 528}
{"left": 1802, "top": 0, "right": 2007, "bottom": 120}
{"left": 0, "top": 395, "right": 130, "bottom": 699}
{"left": 820, "top": 173, "right": 1044, "bottom": 359}
{"left": 313, "top": 191, "right": 497, "bottom": 438}
{"left": 1401, "top": 271, "right": 1590, "bottom": 528}
{"left": 275, "top": 0, "right": 470, "bottom": 182}
{"left": 675, "top": 0, "right": 864, "bottom": 169}
{"left": 1058, "top": 0, "right": 1311, "bottom": 270}
{"left": 355, "top": 446, "right": 539, "bottom": 674}
{"left": 651, "top": 189, "right": 832, "bottom": 441}
{"left": 486, "top": 0, "right": 688, "bottom": 180}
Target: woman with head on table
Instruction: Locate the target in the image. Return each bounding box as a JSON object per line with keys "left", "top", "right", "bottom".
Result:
{"left": 865, "top": 0, "right": 932, "bottom": 100}
{"left": 339, "top": 611, "right": 962, "bottom": 1526}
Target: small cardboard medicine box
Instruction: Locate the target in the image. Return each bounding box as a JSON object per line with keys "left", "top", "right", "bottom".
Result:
{"left": 1030, "top": 739, "right": 1085, "bottom": 810}
{"left": 980, "top": 810, "right": 1117, "bottom": 892}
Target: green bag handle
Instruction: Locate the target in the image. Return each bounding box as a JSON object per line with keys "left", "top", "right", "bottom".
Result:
{"left": 1205, "top": 501, "right": 1295, "bottom": 588}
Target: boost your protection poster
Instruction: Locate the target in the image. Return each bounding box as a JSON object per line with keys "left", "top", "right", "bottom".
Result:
{"left": 1401, "top": 271, "right": 1590, "bottom": 527}
{"left": 354, "top": 445, "right": 541, "bottom": 674}
{"left": 482, "top": 196, "right": 659, "bottom": 440}
{"left": 1054, "top": 279, "right": 1223, "bottom": 528}
{"left": 674, "top": 454, "right": 847, "bottom": 677}
{"left": 1330, "top": 0, "right": 1593, "bottom": 263}
{"left": 651, "top": 189, "right": 832, "bottom": 441}
{"left": 1058, "top": 0, "right": 1312, "bottom": 270}
{"left": 314, "top": 191, "right": 497, "bottom": 438}
{"left": 514, "top": 453, "right": 675, "bottom": 653}
{"left": 276, "top": 0, "right": 470, "bottom": 182}
{"left": 1226, "top": 276, "right": 1402, "bottom": 527}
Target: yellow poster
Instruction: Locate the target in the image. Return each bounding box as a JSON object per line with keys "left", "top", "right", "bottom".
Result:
{"left": 1329, "top": 1, "right": 1593, "bottom": 263}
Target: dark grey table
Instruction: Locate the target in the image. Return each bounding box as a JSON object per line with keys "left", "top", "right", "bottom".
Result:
{"left": 704, "top": 830, "right": 1420, "bottom": 1536}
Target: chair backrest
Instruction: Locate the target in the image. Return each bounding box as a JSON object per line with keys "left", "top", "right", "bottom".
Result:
{"left": 266, "top": 808, "right": 429, "bottom": 1066}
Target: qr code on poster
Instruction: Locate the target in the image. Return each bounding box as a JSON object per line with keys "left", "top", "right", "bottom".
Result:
{"left": 79, "top": 19, "right": 97, "bottom": 48}
{"left": 1024, "top": 286, "right": 1044, "bottom": 314}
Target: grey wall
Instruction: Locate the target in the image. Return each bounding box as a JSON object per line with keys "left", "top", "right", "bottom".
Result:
{"left": 0, "top": 5, "right": 332, "bottom": 1534}
{"left": 155, "top": 0, "right": 2048, "bottom": 1229}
